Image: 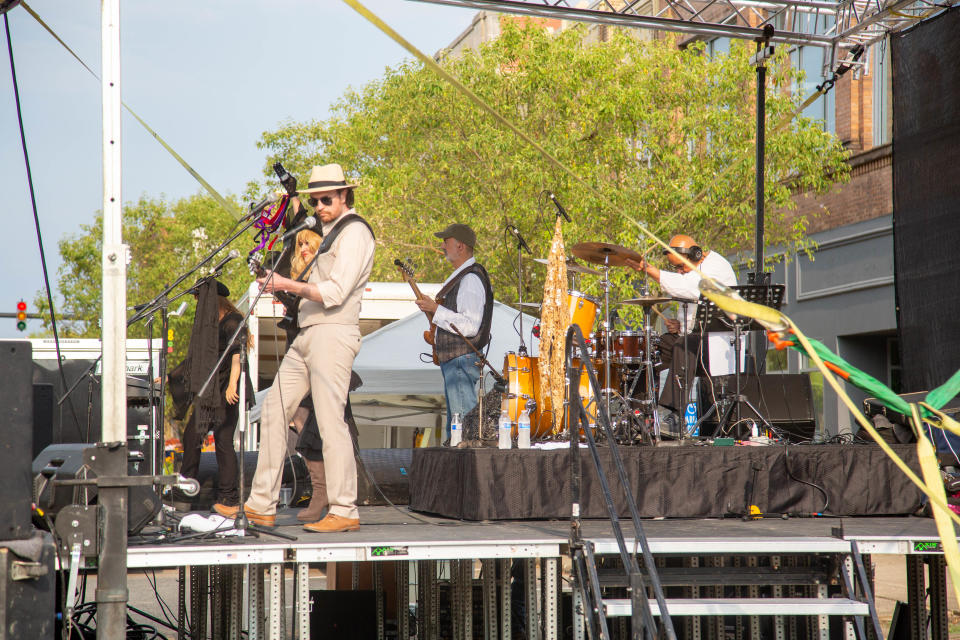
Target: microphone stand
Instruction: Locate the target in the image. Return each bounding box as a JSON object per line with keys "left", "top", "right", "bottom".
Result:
{"left": 512, "top": 232, "right": 528, "bottom": 355}
{"left": 450, "top": 325, "right": 506, "bottom": 441}
{"left": 194, "top": 244, "right": 300, "bottom": 542}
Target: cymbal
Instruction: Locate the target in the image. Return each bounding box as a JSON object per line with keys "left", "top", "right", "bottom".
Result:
{"left": 529, "top": 257, "right": 600, "bottom": 276}
{"left": 514, "top": 302, "right": 542, "bottom": 309}
{"left": 619, "top": 296, "right": 674, "bottom": 307}
{"left": 570, "top": 242, "right": 643, "bottom": 267}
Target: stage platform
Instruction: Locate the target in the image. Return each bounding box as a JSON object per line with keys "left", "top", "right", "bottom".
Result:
{"left": 408, "top": 444, "right": 925, "bottom": 521}
{"left": 124, "top": 506, "right": 946, "bottom": 568}
{"left": 107, "top": 507, "right": 952, "bottom": 639}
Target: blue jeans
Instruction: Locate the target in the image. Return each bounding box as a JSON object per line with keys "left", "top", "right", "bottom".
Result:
{"left": 440, "top": 352, "right": 482, "bottom": 441}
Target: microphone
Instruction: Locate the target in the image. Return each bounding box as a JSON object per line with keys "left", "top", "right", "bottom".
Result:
{"left": 507, "top": 224, "right": 532, "bottom": 254}
{"left": 547, "top": 192, "right": 572, "bottom": 222}
{"left": 281, "top": 216, "right": 317, "bottom": 242}
{"left": 209, "top": 249, "right": 240, "bottom": 274}
{"left": 246, "top": 192, "right": 281, "bottom": 219}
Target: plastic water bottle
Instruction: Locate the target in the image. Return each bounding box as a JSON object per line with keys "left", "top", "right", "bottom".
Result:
{"left": 517, "top": 408, "right": 531, "bottom": 449}
{"left": 498, "top": 408, "right": 513, "bottom": 449}
{"left": 750, "top": 422, "right": 759, "bottom": 439}
{"left": 450, "top": 413, "right": 462, "bottom": 447}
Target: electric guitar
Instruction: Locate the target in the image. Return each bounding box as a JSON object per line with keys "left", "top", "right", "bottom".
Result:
{"left": 248, "top": 256, "right": 301, "bottom": 336}
{"left": 395, "top": 259, "right": 441, "bottom": 366}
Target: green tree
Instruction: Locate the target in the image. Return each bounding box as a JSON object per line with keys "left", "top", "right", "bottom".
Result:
{"left": 35, "top": 194, "right": 256, "bottom": 365}
{"left": 257, "top": 23, "right": 848, "bottom": 323}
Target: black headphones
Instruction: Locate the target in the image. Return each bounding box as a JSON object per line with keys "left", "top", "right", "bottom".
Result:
{"left": 664, "top": 245, "right": 703, "bottom": 262}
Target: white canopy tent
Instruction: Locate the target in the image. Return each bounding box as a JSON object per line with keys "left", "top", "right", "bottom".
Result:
{"left": 351, "top": 301, "right": 538, "bottom": 395}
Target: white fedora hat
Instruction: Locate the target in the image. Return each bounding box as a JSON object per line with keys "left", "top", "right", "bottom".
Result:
{"left": 298, "top": 163, "right": 357, "bottom": 194}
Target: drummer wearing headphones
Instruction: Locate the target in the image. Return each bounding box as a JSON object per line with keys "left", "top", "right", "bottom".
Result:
{"left": 415, "top": 224, "right": 494, "bottom": 444}
{"left": 626, "top": 235, "right": 737, "bottom": 412}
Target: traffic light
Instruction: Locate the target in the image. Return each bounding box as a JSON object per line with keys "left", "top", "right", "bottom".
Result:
{"left": 16, "top": 300, "right": 27, "bottom": 331}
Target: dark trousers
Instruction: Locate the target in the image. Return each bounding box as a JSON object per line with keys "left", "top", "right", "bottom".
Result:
{"left": 657, "top": 332, "right": 706, "bottom": 412}
{"left": 180, "top": 402, "right": 240, "bottom": 505}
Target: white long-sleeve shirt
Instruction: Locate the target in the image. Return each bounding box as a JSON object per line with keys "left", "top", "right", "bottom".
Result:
{"left": 659, "top": 251, "right": 737, "bottom": 333}
{"left": 433, "top": 257, "right": 484, "bottom": 338}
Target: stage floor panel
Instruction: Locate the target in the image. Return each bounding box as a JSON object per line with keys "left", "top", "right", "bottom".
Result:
{"left": 124, "top": 506, "right": 945, "bottom": 568}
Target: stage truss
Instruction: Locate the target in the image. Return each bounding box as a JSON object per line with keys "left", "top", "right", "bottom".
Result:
{"left": 411, "top": 0, "right": 959, "bottom": 73}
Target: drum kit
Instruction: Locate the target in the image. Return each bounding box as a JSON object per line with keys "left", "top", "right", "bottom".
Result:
{"left": 503, "top": 242, "right": 677, "bottom": 444}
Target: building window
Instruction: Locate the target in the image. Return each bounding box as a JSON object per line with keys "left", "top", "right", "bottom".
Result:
{"left": 872, "top": 37, "right": 891, "bottom": 146}
{"left": 707, "top": 36, "right": 731, "bottom": 58}
{"left": 887, "top": 336, "right": 902, "bottom": 393}
{"left": 800, "top": 353, "right": 825, "bottom": 427}
{"left": 781, "top": 13, "right": 836, "bottom": 133}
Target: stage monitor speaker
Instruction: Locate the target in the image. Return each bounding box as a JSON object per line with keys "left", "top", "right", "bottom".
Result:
{"left": 357, "top": 448, "right": 412, "bottom": 506}
{"left": 699, "top": 373, "right": 817, "bottom": 440}
{"left": 0, "top": 340, "right": 35, "bottom": 541}
{"left": 309, "top": 590, "right": 377, "bottom": 639}
{"left": 32, "top": 443, "right": 161, "bottom": 535}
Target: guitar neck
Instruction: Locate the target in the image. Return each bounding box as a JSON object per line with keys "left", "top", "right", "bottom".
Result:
{"left": 403, "top": 278, "right": 434, "bottom": 322}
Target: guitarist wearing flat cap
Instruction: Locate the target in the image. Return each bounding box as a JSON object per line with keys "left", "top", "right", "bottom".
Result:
{"left": 415, "top": 223, "right": 494, "bottom": 444}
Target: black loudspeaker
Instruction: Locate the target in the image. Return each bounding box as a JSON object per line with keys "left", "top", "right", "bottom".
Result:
{"left": 32, "top": 444, "right": 161, "bottom": 535}
{"left": 0, "top": 530, "right": 56, "bottom": 639}
{"left": 357, "top": 448, "right": 412, "bottom": 506}
{"left": 0, "top": 340, "right": 35, "bottom": 541}
{"left": 30, "top": 360, "right": 160, "bottom": 447}
{"left": 309, "top": 590, "right": 377, "bottom": 639}
{"left": 700, "top": 373, "right": 817, "bottom": 439}
{"left": 32, "top": 383, "right": 54, "bottom": 459}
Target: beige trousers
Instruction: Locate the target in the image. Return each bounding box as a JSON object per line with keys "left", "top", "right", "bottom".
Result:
{"left": 246, "top": 323, "right": 361, "bottom": 518}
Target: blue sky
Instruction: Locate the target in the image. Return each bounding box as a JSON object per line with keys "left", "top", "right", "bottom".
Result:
{"left": 0, "top": 0, "right": 476, "bottom": 338}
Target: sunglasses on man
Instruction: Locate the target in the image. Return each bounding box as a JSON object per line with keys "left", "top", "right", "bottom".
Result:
{"left": 307, "top": 194, "right": 335, "bottom": 207}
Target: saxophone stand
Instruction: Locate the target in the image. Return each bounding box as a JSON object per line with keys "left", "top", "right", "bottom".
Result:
{"left": 692, "top": 285, "right": 784, "bottom": 439}
{"left": 195, "top": 248, "right": 298, "bottom": 542}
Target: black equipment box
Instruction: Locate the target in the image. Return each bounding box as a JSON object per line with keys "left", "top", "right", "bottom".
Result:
{"left": 0, "top": 340, "right": 35, "bottom": 541}
{"left": 0, "top": 530, "right": 56, "bottom": 639}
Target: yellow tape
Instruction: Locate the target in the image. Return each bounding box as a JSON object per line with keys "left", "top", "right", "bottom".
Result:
{"left": 20, "top": 2, "right": 244, "bottom": 220}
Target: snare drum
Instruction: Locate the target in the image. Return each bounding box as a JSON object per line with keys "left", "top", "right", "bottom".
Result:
{"left": 566, "top": 290, "right": 600, "bottom": 338}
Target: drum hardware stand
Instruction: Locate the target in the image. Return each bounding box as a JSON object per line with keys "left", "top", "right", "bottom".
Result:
{"left": 599, "top": 259, "right": 615, "bottom": 423}
{"left": 691, "top": 285, "right": 784, "bottom": 438}
{"left": 450, "top": 324, "right": 508, "bottom": 440}
{"left": 510, "top": 226, "right": 530, "bottom": 355}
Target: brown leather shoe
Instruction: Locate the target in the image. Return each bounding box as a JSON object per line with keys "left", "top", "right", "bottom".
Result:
{"left": 243, "top": 506, "right": 276, "bottom": 528}
{"left": 212, "top": 503, "right": 239, "bottom": 518}
{"left": 303, "top": 513, "right": 360, "bottom": 533}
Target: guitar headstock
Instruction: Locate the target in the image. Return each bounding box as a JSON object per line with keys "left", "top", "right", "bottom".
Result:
{"left": 248, "top": 255, "right": 267, "bottom": 278}
{"left": 394, "top": 258, "right": 416, "bottom": 282}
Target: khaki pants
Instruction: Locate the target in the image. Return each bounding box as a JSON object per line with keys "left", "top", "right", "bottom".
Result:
{"left": 246, "top": 323, "right": 361, "bottom": 518}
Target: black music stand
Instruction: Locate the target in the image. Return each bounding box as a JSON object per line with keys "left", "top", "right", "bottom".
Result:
{"left": 693, "top": 285, "right": 784, "bottom": 438}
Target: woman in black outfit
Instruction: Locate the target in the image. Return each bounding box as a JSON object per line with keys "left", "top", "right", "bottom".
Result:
{"left": 173, "top": 280, "right": 253, "bottom": 508}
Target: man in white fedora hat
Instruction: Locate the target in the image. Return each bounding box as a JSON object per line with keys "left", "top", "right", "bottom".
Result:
{"left": 216, "top": 163, "right": 374, "bottom": 533}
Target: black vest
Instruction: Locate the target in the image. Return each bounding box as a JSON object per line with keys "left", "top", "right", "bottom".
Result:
{"left": 434, "top": 262, "right": 494, "bottom": 364}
